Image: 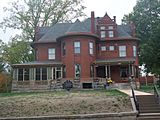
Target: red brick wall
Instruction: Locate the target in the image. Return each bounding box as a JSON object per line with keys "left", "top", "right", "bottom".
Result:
{"left": 35, "top": 43, "right": 61, "bottom": 61}
{"left": 61, "top": 36, "right": 97, "bottom": 80}
{"left": 139, "top": 76, "right": 154, "bottom": 84}
{"left": 96, "top": 40, "right": 138, "bottom": 60}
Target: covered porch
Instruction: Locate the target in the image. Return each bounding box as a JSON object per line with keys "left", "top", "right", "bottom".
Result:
{"left": 94, "top": 58, "right": 139, "bottom": 83}
{"left": 12, "top": 61, "right": 63, "bottom": 91}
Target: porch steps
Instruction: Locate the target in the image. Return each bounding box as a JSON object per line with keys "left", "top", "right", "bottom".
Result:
{"left": 136, "top": 95, "right": 160, "bottom": 120}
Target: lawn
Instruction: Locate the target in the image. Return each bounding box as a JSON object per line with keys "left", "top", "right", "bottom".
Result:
{"left": 0, "top": 89, "right": 132, "bottom": 117}
{"left": 139, "top": 84, "right": 160, "bottom": 93}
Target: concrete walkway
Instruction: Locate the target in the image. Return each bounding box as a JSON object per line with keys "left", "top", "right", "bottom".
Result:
{"left": 118, "top": 89, "right": 153, "bottom": 96}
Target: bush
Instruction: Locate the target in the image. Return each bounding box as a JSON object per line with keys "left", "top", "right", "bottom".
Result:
{"left": 0, "top": 73, "right": 11, "bottom": 93}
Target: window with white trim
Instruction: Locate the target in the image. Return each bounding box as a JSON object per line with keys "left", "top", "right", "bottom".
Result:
{"left": 108, "top": 26, "right": 113, "bottom": 30}
{"left": 100, "top": 31, "right": 106, "bottom": 38}
{"left": 100, "top": 26, "right": 105, "bottom": 30}
{"left": 75, "top": 64, "right": 81, "bottom": 78}
{"left": 101, "top": 46, "right": 106, "bottom": 51}
{"left": 48, "top": 48, "right": 55, "bottom": 59}
{"left": 119, "top": 46, "right": 126, "bottom": 57}
{"left": 133, "top": 46, "right": 137, "bottom": 57}
{"left": 108, "top": 31, "right": 114, "bottom": 37}
{"left": 74, "top": 41, "right": 80, "bottom": 54}
{"left": 89, "top": 42, "right": 93, "bottom": 54}
{"left": 109, "top": 46, "right": 115, "bottom": 51}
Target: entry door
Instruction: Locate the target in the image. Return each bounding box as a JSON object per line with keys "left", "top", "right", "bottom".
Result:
{"left": 96, "top": 66, "right": 106, "bottom": 78}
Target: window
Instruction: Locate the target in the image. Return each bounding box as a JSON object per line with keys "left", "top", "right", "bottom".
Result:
{"left": 74, "top": 41, "right": 80, "bottom": 54}
{"left": 120, "top": 67, "right": 129, "bottom": 78}
{"left": 108, "top": 31, "right": 114, "bottom": 37}
{"left": 75, "top": 64, "right": 81, "bottom": 78}
{"left": 119, "top": 46, "right": 126, "bottom": 57}
{"left": 24, "top": 68, "right": 29, "bottom": 81}
{"left": 100, "top": 31, "right": 106, "bottom": 38}
{"left": 18, "top": 69, "right": 23, "bottom": 81}
{"left": 108, "top": 26, "right": 113, "bottom": 29}
{"left": 89, "top": 42, "right": 93, "bottom": 54}
{"left": 101, "top": 46, "right": 106, "bottom": 51}
{"left": 62, "top": 42, "right": 66, "bottom": 56}
{"left": 42, "top": 68, "right": 47, "bottom": 80}
{"left": 133, "top": 46, "right": 137, "bottom": 57}
{"left": 109, "top": 46, "right": 115, "bottom": 51}
{"left": 56, "top": 67, "right": 62, "bottom": 79}
{"left": 100, "top": 26, "right": 105, "bottom": 30}
{"left": 36, "top": 68, "right": 41, "bottom": 80}
{"left": 48, "top": 48, "right": 55, "bottom": 60}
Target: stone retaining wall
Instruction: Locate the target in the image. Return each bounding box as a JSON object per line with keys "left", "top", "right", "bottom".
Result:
{"left": 0, "top": 112, "right": 137, "bottom": 120}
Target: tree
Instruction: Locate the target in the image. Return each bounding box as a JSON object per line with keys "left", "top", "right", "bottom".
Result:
{"left": 0, "top": 40, "right": 6, "bottom": 73}
{"left": 122, "top": 0, "right": 160, "bottom": 75}
{"left": 122, "top": 0, "right": 160, "bottom": 42}
{"left": 2, "top": 35, "right": 34, "bottom": 64}
{"left": 140, "top": 24, "right": 160, "bottom": 75}
{"left": 0, "top": 0, "right": 86, "bottom": 41}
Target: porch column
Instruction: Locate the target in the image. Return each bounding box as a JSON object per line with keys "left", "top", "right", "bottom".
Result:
{"left": 105, "top": 65, "right": 108, "bottom": 78}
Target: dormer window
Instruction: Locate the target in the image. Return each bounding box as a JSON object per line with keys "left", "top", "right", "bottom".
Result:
{"left": 108, "top": 31, "right": 114, "bottom": 37}
{"left": 108, "top": 26, "right": 113, "bottom": 30}
{"left": 100, "top": 26, "right": 105, "bottom": 30}
{"left": 100, "top": 31, "right": 106, "bottom": 38}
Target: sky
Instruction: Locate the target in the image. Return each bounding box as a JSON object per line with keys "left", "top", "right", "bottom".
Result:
{"left": 0, "top": 0, "right": 137, "bottom": 43}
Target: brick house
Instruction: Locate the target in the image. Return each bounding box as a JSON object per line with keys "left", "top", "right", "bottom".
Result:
{"left": 12, "top": 11, "right": 140, "bottom": 91}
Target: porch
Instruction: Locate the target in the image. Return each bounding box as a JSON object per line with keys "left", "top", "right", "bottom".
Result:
{"left": 94, "top": 58, "right": 139, "bottom": 83}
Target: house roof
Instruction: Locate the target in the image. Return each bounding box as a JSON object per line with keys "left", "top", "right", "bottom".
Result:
{"left": 36, "top": 17, "right": 134, "bottom": 43}
{"left": 12, "top": 61, "right": 63, "bottom": 67}
{"left": 95, "top": 58, "right": 136, "bottom": 65}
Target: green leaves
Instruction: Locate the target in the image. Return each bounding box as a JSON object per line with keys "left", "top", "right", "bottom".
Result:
{"left": 122, "top": 0, "right": 160, "bottom": 75}
{"left": 0, "top": 0, "right": 86, "bottom": 41}
{"left": 2, "top": 35, "right": 34, "bottom": 64}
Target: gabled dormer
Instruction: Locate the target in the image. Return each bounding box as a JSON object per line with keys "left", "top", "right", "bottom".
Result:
{"left": 96, "top": 12, "right": 117, "bottom": 39}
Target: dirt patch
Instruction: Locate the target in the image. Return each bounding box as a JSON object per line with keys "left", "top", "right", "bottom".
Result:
{"left": 0, "top": 90, "right": 132, "bottom": 117}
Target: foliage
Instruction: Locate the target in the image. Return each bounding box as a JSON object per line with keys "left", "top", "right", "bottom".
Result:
{"left": 2, "top": 35, "right": 34, "bottom": 64}
{"left": 0, "top": 73, "right": 11, "bottom": 93}
{"left": 0, "top": 0, "right": 86, "bottom": 41}
{"left": 122, "top": 0, "right": 160, "bottom": 75}
{"left": 122, "top": 0, "right": 160, "bottom": 42}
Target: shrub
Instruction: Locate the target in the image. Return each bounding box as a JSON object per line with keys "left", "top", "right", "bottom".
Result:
{"left": 0, "top": 73, "right": 11, "bottom": 93}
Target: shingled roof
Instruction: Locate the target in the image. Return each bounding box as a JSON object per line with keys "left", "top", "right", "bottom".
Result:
{"left": 37, "top": 17, "right": 133, "bottom": 43}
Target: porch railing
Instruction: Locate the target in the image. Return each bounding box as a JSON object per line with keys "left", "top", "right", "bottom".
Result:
{"left": 131, "top": 85, "right": 139, "bottom": 112}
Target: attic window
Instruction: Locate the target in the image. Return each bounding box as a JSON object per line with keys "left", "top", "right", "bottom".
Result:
{"left": 100, "top": 26, "right": 105, "bottom": 30}
{"left": 108, "top": 26, "right": 113, "bottom": 29}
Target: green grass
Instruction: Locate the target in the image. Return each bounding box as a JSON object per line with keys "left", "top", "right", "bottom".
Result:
{"left": 139, "top": 84, "right": 160, "bottom": 93}
{"left": 0, "top": 89, "right": 126, "bottom": 98}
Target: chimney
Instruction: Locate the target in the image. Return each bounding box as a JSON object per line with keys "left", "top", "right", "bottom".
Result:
{"left": 130, "top": 21, "right": 136, "bottom": 37}
{"left": 91, "top": 11, "right": 95, "bottom": 33}
{"left": 113, "top": 16, "right": 116, "bottom": 23}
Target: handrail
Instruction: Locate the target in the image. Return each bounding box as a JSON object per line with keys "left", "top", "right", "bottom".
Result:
{"left": 153, "top": 84, "right": 160, "bottom": 104}
{"left": 131, "top": 85, "right": 139, "bottom": 112}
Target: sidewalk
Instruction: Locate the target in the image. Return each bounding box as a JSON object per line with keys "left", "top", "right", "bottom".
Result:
{"left": 118, "top": 89, "right": 153, "bottom": 96}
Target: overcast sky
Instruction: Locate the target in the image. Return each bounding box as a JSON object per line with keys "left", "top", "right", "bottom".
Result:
{"left": 0, "top": 0, "right": 137, "bottom": 43}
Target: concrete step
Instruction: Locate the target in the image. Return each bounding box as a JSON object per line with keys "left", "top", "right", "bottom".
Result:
{"left": 137, "top": 113, "right": 160, "bottom": 120}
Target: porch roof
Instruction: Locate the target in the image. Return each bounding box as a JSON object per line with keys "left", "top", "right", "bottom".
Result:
{"left": 94, "top": 58, "right": 136, "bottom": 65}
{"left": 12, "top": 61, "right": 63, "bottom": 68}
